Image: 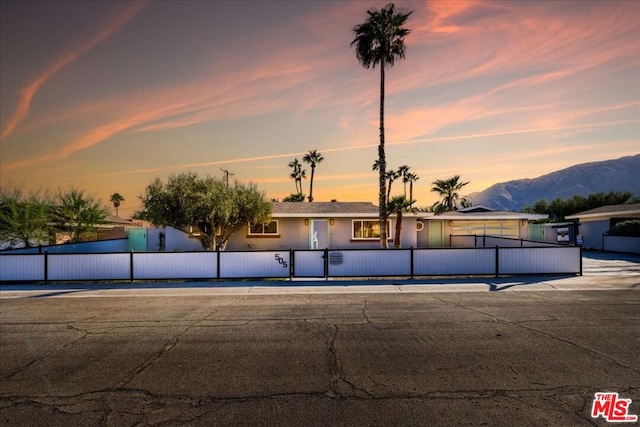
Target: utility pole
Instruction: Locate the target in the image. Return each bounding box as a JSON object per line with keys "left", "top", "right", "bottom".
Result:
{"left": 221, "top": 168, "right": 234, "bottom": 187}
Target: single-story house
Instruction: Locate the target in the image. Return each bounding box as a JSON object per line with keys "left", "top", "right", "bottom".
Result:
{"left": 149, "top": 202, "right": 546, "bottom": 251}
{"left": 225, "top": 202, "right": 421, "bottom": 250}
{"left": 566, "top": 203, "right": 640, "bottom": 249}
{"left": 419, "top": 205, "right": 548, "bottom": 247}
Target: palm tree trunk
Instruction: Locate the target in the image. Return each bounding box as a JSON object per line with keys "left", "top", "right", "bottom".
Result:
{"left": 379, "top": 63, "right": 388, "bottom": 248}
{"left": 409, "top": 182, "right": 413, "bottom": 205}
{"left": 308, "top": 167, "right": 315, "bottom": 202}
{"left": 394, "top": 210, "right": 403, "bottom": 248}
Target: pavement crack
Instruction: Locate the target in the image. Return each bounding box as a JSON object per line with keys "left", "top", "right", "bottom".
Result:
{"left": 3, "top": 330, "right": 90, "bottom": 380}
{"left": 514, "top": 322, "right": 639, "bottom": 374}
{"left": 326, "top": 325, "right": 373, "bottom": 399}
{"left": 361, "top": 298, "right": 372, "bottom": 324}
{"left": 115, "top": 336, "right": 180, "bottom": 388}
{"left": 114, "top": 313, "right": 215, "bottom": 388}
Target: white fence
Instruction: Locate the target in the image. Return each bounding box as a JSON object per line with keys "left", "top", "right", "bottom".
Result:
{"left": 451, "top": 235, "right": 560, "bottom": 248}
{"left": 0, "top": 245, "right": 582, "bottom": 283}
{"left": 602, "top": 235, "right": 640, "bottom": 255}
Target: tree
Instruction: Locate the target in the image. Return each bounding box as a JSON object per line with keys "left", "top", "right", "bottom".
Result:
{"left": 404, "top": 171, "right": 419, "bottom": 205}
{"left": 302, "top": 150, "right": 323, "bottom": 202}
{"left": 288, "top": 158, "right": 306, "bottom": 196}
{"left": 136, "top": 172, "right": 271, "bottom": 250}
{"left": 373, "top": 161, "right": 403, "bottom": 203}
{"left": 521, "top": 191, "right": 636, "bottom": 221}
{"left": 52, "top": 188, "right": 109, "bottom": 243}
{"left": 109, "top": 193, "right": 125, "bottom": 217}
{"left": 385, "top": 168, "right": 401, "bottom": 203}
{"left": 387, "top": 195, "right": 414, "bottom": 248}
{"left": 0, "top": 186, "right": 50, "bottom": 249}
{"left": 352, "top": 3, "right": 412, "bottom": 248}
{"left": 397, "top": 165, "right": 410, "bottom": 196}
{"left": 431, "top": 175, "right": 470, "bottom": 213}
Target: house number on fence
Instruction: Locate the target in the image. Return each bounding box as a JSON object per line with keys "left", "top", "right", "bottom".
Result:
{"left": 274, "top": 254, "right": 288, "bottom": 268}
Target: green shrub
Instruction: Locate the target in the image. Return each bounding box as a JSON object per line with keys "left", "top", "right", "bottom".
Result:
{"left": 607, "top": 220, "right": 640, "bottom": 237}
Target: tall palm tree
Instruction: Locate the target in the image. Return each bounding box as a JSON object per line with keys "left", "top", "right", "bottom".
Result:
{"left": 352, "top": 3, "right": 412, "bottom": 248}
{"left": 302, "top": 150, "right": 323, "bottom": 202}
{"left": 109, "top": 193, "right": 125, "bottom": 217}
{"left": 405, "top": 171, "right": 419, "bottom": 205}
{"left": 288, "top": 158, "right": 306, "bottom": 195}
{"left": 385, "top": 168, "right": 401, "bottom": 203}
{"left": 431, "top": 175, "right": 469, "bottom": 213}
{"left": 397, "top": 165, "right": 410, "bottom": 197}
{"left": 373, "top": 160, "right": 399, "bottom": 203}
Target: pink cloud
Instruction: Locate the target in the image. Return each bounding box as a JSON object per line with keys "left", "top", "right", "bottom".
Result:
{"left": 0, "top": 1, "right": 149, "bottom": 142}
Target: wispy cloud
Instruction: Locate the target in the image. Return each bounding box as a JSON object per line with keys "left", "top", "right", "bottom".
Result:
{"left": 0, "top": 1, "right": 148, "bottom": 142}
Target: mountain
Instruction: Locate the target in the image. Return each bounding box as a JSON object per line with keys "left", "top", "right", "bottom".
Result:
{"left": 468, "top": 154, "right": 640, "bottom": 211}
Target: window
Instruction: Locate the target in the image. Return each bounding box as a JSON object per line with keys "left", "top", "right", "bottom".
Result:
{"left": 248, "top": 220, "right": 279, "bottom": 236}
{"left": 352, "top": 219, "right": 390, "bottom": 240}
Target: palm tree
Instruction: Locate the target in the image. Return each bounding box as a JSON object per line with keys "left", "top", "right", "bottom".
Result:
{"left": 385, "top": 168, "right": 401, "bottom": 203}
{"left": 109, "top": 193, "right": 125, "bottom": 217}
{"left": 405, "top": 171, "right": 419, "bottom": 205}
{"left": 302, "top": 150, "right": 323, "bottom": 202}
{"left": 352, "top": 3, "right": 412, "bottom": 248}
{"left": 288, "top": 158, "right": 306, "bottom": 195}
{"left": 387, "top": 195, "right": 414, "bottom": 248}
{"left": 397, "top": 165, "right": 410, "bottom": 197}
{"left": 431, "top": 175, "right": 469, "bottom": 213}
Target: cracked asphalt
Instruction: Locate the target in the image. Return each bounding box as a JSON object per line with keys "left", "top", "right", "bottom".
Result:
{"left": 1, "top": 251, "right": 639, "bottom": 426}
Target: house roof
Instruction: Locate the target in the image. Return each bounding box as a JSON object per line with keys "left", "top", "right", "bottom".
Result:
{"left": 105, "top": 215, "right": 134, "bottom": 225}
{"left": 565, "top": 203, "right": 640, "bottom": 220}
{"left": 422, "top": 210, "right": 547, "bottom": 221}
{"left": 272, "top": 202, "right": 380, "bottom": 217}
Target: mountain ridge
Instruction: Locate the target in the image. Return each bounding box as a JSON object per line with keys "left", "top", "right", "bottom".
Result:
{"left": 468, "top": 154, "right": 640, "bottom": 211}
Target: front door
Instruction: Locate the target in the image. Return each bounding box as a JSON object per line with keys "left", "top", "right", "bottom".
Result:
{"left": 428, "top": 220, "right": 443, "bottom": 247}
{"left": 310, "top": 220, "right": 329, "bottom": 249}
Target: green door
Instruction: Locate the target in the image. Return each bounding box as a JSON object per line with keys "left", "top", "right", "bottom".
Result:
{"left": 127, "top": 227, "right": 147, "bottom": 252}
{"left": 428, "top": 220, "right": 443, "bottom": 247}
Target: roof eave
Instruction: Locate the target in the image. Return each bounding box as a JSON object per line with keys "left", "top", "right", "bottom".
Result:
{"left": 566, "top": 209, "right": 640, "bottom": 220}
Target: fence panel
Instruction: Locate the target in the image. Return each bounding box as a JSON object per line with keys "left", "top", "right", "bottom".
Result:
{"left": 603, "top": 236, "right": 640, "bottom": 254}
{"left": 498, "top": 247, "right": 581, "bottom": 275}
{"left": 42, "top": 239, "right": 129, "bottom": 254}
{"left": 219, "top": 251, "right": 290, "bottom": 278}
{"left": 0, "top": 247, "right": 41, "bottom": 254}
{"left": 450, "top": 235, "right": 476, "bottom": 247}
{"left": 328, "top": 250, "right": 411, "bottom": 277}
{"left": 413, "top": 248, "right": 495, "bottom": 276}
{"left": 48, "top": 254, "right": 130, "bottom": 281}
{"left": 0, "top": 255, "right": 45, "bottom": 281}
{"left": 133, "top": 252, "right": 217, "bottom": 280}
{"left": 293, "top": 250, "right": 325, "bottom": 278}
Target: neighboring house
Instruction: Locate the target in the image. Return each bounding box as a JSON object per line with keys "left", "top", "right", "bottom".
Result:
{"left": 226, "top": 202, "right": 421, "bottom": 250}
{"left": 52, "top": 214, "right": 134, "bottom": 244}
{"left": 566, "top": 203, "right": 640, "bottom": 249}
{"left": 418, "top": 205, "right": 548, "bottom": 247}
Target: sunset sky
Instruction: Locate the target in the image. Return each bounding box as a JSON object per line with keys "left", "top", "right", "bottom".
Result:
{"left": 1, "top": 0, "right": 638, "bottom": 217}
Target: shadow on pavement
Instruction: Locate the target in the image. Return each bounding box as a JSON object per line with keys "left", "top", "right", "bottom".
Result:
{"left": 0, "top": 274, "right": 576, "bottom": 297}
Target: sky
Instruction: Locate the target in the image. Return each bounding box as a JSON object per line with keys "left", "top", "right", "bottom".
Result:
{"left": 1, "top": 0, "right": 639, "bottom": 218}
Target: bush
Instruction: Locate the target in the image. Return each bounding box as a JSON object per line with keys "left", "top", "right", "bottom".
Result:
{"left": 607, "top": 220, "right": 640, "bottom": 237}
